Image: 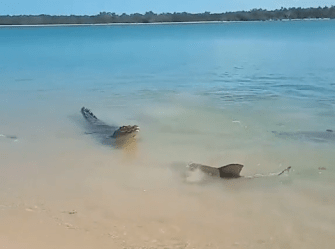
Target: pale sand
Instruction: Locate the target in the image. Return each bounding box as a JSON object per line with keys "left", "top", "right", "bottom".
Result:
{"left": 1, "top": 96, "right": 335, "bottom": 248}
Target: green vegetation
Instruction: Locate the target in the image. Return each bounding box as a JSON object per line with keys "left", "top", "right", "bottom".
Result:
{"left": 1, "top": 6, "right": 335, "bottom": 25}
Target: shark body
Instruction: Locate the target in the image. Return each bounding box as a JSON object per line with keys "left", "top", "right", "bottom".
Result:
{"left": 187, "top": 163, "right": 291, "bottom": 180}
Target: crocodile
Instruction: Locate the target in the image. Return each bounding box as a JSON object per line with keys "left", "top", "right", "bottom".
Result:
{"left": 80, "top": 107, "right": 139, "bottom": 148}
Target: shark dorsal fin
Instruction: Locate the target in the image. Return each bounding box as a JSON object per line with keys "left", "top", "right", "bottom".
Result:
{"left": 218, "top": 164, "right": 244, "bottom": 178}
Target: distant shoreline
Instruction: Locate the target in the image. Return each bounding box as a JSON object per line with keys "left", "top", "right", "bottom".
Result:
{"left": 0, "top": 17, "right": 333, "bottom": 28}
{"left": 0, "top": 6, "right": 334, "bottom": 26}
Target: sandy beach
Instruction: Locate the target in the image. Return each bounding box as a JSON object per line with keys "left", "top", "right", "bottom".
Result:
{"left": 1, "top": 96, "right": 335, "bottom": 248}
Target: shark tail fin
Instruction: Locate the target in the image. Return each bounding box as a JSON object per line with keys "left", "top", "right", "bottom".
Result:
{"left": 81, "top": 107, "right": 98, "bottom": 123}
{"left": 277, "top": 166, "right": 291, "bottom": 176}
{"left": 218, "top": 164, "right": 244, "bottom": 178}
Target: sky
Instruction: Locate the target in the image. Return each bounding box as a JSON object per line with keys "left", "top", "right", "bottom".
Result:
{"left": 0, "top": 0, "right": 334, "bottom": 15}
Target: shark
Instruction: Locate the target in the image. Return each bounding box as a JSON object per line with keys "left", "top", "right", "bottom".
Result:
{"left": 186, "top": 163, "right": 291, "bottom": 180}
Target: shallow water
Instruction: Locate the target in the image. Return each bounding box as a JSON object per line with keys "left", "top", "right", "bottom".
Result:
{"left": 1, "top": 20, "right": 335, "bottom": 248}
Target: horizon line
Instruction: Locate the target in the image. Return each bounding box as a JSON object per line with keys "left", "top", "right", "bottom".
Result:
{"left": 1, "top": 5, "right": 334, "bottom": 17}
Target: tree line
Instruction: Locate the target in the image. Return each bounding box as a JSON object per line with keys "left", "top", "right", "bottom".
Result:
{"left": 1, "top": 6, "right": 335, "bottom": 25}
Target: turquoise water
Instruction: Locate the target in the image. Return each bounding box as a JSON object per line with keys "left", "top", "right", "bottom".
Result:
{"left": 1, "top": 20, "right": 335, "bottom": 248}
{"left": 1, "top": 21, "right": 335, "bottom": 98}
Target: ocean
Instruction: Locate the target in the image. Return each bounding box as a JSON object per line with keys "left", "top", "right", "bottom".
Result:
{"left": 1, "top": 20, "right": 335, "bottom": 248}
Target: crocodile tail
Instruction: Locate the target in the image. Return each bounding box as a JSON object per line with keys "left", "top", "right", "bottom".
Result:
{"left": 81, "top": 107, "right": 98, "bottom": 123}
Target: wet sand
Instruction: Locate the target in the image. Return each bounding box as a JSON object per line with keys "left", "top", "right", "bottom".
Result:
{"left": 1, "top": 92, "right": 335, "bottom": 248}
